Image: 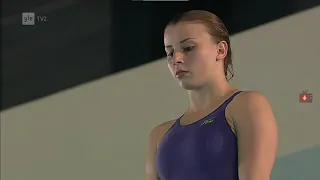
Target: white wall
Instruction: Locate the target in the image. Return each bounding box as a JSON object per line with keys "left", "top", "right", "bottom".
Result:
{"left": 1, "top": 6, "right": 320, "bottom": 180}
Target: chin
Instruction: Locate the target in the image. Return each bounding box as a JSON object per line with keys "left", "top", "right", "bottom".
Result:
{"left": 179, "top": 81, "right": 200, "bottom": 90}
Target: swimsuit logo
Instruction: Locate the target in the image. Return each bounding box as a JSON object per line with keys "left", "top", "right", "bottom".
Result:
{"left": 201, "top": 117, "right": 215, "bottom": 126}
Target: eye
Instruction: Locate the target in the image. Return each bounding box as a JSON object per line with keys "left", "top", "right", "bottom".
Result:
{"left": 183, "top": 46, "right": 195, "bottom": 52}
{"left": 167, "top": 51, "right": 174, "bottom": 57}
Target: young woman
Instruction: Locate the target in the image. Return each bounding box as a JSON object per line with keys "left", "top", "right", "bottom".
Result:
{"left": 146, "top": 10, "right": 278, "bottom": 180}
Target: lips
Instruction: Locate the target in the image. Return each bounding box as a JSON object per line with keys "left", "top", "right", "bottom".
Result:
{"left": 175, "top": 70, "right": 188, "bottom": 77}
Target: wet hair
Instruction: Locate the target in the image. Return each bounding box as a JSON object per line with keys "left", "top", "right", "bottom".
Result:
{"left": 167, "top": 10, "right": 234, "bottom": 81}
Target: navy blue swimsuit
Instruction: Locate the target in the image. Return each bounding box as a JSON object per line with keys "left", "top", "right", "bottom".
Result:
{"left": 156, "top": 91, "right": 241, "bottom": 180}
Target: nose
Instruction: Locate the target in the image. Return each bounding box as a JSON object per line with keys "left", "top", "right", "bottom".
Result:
{"left": 172, "top": 51, "right": 184, "bottom": 64}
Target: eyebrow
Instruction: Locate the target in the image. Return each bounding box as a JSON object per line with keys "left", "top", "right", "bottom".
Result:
{"left": 165, "top": 38, "right": 196, "bottom": 48}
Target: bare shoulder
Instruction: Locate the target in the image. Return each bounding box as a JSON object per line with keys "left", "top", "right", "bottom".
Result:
{"left": 227, "top": 91, "right": 273, "bottom": 120}
{"left": 230, "top": 91, "right": 270, "bottom": 107}
{"left": 149, "top": 119, "right": 177, "bottom": 147}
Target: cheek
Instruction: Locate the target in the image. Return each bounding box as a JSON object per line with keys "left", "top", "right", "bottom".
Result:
{"left": 167, "top": 61, "right": 175, "bottom": 74}
{"left": 186, "top": 51, "right": 218, "bottom": 80}
{"left": 186, "top": 51, "right": 209, "bottom": 70}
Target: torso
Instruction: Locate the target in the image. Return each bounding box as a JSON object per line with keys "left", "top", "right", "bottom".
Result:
{"left": 156, "top": 91, "right": 242, "bottom": 180}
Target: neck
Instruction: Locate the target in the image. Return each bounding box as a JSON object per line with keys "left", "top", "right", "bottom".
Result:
{"left": 187, "top": 80, "right": 235, "bottom": 112}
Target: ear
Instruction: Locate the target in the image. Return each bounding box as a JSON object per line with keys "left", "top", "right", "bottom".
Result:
{"left": 216, "top": 41, "right": 228, "bottom": 61}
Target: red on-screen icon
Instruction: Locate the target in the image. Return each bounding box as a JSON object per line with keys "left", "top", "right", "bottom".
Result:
{"left": 299, "top": 90, "right": 313, "bottom": 103}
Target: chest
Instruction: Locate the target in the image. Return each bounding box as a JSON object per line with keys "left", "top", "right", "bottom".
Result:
{"left": 161, "top": 125, "right": 235, "bottom": 159}
{"left": 156, "top": 124, "right": 238, "bottom": 180}
{"left": 156, "top": 120, "right": 239, "bottom": 179}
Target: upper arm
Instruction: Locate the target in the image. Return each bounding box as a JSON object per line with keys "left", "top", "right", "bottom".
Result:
{"left": 230, "top": 91, "right": 278, "bottom": 180}
{"left": 146, "top": 120, "right": 175, "bottom": 180}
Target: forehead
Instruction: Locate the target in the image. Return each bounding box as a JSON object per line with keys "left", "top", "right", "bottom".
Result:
{"left": 164, "top": 23, "right": 210, "bottom": 45}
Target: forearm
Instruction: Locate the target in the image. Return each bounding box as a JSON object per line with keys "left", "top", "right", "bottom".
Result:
{"left": 239, "top": 169, "right": 270, "bottom": 180}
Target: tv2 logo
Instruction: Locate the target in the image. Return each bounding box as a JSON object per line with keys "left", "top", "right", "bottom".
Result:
{"left": 299, "top": 90, "right": 313, "bottom": 103}
{"left": 22, "top": 12, "right": 47, "bottom": 25}
{"left": 37, "top": 15, "right": 47, "bottom": 22}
